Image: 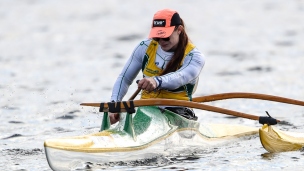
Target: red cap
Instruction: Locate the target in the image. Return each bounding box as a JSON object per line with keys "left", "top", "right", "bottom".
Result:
{"left": 148, "top": 9, "right": 182, "bottom": 38}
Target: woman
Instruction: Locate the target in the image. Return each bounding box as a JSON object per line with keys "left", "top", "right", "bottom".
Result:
{"left": 109, "top": 9, "right": 205, "bottom": 124}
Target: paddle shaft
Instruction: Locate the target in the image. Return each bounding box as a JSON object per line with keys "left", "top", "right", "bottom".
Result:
{"left": 128, "top": 88, "right": 141, "bottom": 100}
{"left": 128, "top": 80, "right": 141, "bottom": 100}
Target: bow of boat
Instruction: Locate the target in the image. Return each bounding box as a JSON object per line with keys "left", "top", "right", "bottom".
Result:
{"left": 259, "top": 124, "right": 304, "bottom": 153}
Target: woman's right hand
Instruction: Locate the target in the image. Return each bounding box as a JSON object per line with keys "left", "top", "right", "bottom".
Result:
{"left": 109, "top": 113, "right": 120, "bottom": 124}
{"left": 138, "top": 77, "right": 157, "bottom": 92}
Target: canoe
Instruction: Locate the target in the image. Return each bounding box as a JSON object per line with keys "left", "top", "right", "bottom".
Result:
{"left": 44, "top": 106, "right": 258, "bottom": 171}
{"left": 259, "top": 124, "right": 304, "bottom": 152}
{"left": 44, "top": 91, "right": 304, "bottom": 171}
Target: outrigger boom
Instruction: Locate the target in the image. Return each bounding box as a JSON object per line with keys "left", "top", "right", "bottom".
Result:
{"left": 81, "top": 98, "right": 279, "bottom": 125}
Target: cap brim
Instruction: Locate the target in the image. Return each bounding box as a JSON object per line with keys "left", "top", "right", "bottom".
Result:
{"left": 148, "top": 26, "right": 175, "bottom": 38}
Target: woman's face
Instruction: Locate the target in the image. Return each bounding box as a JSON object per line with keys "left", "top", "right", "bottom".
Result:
{"left": 156, "top": 25, "right": 182, "bottom": 52}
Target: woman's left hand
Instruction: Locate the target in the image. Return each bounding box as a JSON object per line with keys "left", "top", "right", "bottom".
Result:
{"left": 138, "top": 77, "right": 157, "bottom": 92}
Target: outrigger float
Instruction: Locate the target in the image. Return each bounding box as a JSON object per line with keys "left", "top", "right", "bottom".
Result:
{"left": 44, "top": 92, "right": 304, "bottom": 171}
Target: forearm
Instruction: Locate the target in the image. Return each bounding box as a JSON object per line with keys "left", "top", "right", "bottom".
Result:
{"left": 157, "top": 52, "right": 205, "bottom": 89}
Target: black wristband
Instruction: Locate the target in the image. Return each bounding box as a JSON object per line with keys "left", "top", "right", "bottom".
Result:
{"left": 155, "top": 76, "right": 162, "bottom": 89}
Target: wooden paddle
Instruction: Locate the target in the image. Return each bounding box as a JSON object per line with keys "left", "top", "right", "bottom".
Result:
{"left": 81, "top": 98, "right": 279, "bottom": 125}
{"left": 128, "top": 80, "right": 141, "bottom": 100}
{"left": 128, "top": 87, "right": 141, "bottom": 101}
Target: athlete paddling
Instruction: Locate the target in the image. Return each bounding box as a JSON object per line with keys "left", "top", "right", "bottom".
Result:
{"left": 109, "top": 9, "right": 205, "bottom": 124}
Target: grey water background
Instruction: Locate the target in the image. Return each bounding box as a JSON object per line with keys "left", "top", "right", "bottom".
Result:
{"left": 1, "top": 0, "right": 304, "bottom": 170}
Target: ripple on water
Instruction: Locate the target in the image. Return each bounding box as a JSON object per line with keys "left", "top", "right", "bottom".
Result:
{"left": 56, "top": 114, "right": 77, "bottom": 119}
{"left": 1, "top": 106, "right": 19, "bottom": 110}
{"left": 2, "top": 134, "right": 23, "bottom": 140}
{"left": 247, "top": 66, "right": 272, "bottom": 72}
{"left": 72, "top": 155, "right": 172, "bottom": 170}
{"left": 53, "top": 127, "right": 73, "bottom": 133}
{"left": 2, "top": 148, "right": 43, "bottom": 156}
{"left": 8, "top": 121, "right": 24, "bottom": 124}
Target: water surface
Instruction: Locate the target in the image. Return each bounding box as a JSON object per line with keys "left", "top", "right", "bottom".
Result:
{"left": 1, "top": 0, "right": 304, "bottom": 170}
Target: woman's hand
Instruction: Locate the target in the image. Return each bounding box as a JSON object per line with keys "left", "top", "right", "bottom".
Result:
{"left": 109, "top": 113, "right": 119, "bottom": 124}
{"left": 138, "top": 77, "right": 157, "bottom": 92}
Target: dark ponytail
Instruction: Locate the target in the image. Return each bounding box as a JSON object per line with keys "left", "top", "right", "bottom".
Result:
{"left": 160, "top": 19, "right": 189, "bottom": 76}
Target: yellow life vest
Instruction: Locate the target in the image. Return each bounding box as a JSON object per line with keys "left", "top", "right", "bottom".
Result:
{"left": 141, "top": 40, "right": 196, "bottom": 101}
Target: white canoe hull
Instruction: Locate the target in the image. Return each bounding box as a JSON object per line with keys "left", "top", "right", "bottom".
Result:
{"left": 44, "top": 106, "right": 258, "bottom": 171}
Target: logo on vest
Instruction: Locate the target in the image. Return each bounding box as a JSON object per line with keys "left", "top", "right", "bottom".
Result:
{"left": 145, "top": 68, "right": 159, "bottom": 75}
